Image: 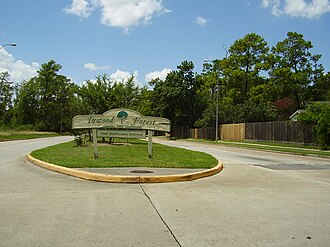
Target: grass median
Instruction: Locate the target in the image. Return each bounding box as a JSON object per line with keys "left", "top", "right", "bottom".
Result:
{"left": 0, "top": 130, "right": 60, "bottom": 141}
{"left": 31, "top": 139, "right": 218, "bottom": 169}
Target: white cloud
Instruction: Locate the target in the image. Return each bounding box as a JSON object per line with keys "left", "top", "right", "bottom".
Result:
{"left": 261, "top": 0, "right": 330, "bottom": 18}
{"left": 0, "top": 49, "right": 39, "bottom": 83}
{"left": 110, "top": 69, "right": 138, "bottom": 83}
{"left": 145, "top": 68, "right": 171, "bottom": 82}
{"left": 194, "top": 16, "right": 209, "bottom": 26}
{"left": 64, "top": 0, "right": 170, "bottom": 33}
{"left": 261, "top": 0, "right": 272, "bottom": 8}
{"left": 80, "top": 78, "right": 97, "bottom": 86}
{"left": 64, "top": 0, "right": 93, "bottom": 18}
{"left": 84, "top": 62, "right": 111, "bottom": 71}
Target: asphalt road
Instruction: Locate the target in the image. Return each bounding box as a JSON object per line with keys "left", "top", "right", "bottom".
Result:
{"left": 1, "top": 137, "right": 329, "bottom": 247}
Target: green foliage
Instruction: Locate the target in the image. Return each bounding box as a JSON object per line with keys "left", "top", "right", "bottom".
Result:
{"left": 78, "top": 74, "right": 113, "bottom": 114}
{"left": 224, "top": 33, "right": 270, "bottom": 104}
{"left": 151, "top": 60, "right": 203, "bottom": 128}
{"left": 270, "top": 32, "right": 324, "bottom": 108}
{"left": 2, "top": 31, "right": 329, "bottom": 135}
{"left": 0, "top": 71, "right": 14, "bottom": 124}
{"left": 14, "top": 60, "right": 80, "bottom": 132}
{"left": 74, "top": 135, "right": 83, "bottom": 146}
{"left": 312, "top": 72, "right": 330, "bottom": 101}
{"left": 8, "top": 65, "right": 153, "bottom": 132}
{"left": 196, "top": 32, "right": 326, "bottom": 126}
{"left": 78, "top": 74, "right": 147, "bottom": 115}
{"left": 13, "top": 77, "right": 41, "bottom": 125}
{"left": 135, "top": 87, "right": 153, "bottom": 116}
{"left": 299, "top": 102, "right": 330, "bottom": 149}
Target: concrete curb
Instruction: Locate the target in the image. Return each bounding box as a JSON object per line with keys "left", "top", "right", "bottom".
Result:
{"left": 26, "top": 153, "right": 223, "bottom": 183}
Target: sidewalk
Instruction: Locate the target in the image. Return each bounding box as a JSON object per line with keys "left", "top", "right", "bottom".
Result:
{"left": 218, "top": 140, "right": 326, "bottom": 152}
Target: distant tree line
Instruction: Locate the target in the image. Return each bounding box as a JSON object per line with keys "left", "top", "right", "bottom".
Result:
{"left": 0, "top": 60, "right": 152, "bottom": 132}
{"left": 0, "top": 32, "right": 329, "bottom": 146}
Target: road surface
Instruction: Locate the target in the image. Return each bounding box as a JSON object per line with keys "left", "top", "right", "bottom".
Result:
{"left": 0, "top": 137, "right": 329, "bottom": 246}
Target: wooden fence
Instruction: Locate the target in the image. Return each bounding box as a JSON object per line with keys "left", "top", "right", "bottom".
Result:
{"left": 190, "top": 128, "right": 216, "bottom": 140}
{"left": 173, "top": 127, "right": 216, "bottom": 140}
{"left": 172, "top": 121, "right": 316, "bottom": 144}
{"left": 245, "top": 121, "right": 315, "bottom": 144}
{"left": 220, "top": 123, "right": 245, "bottom": 141}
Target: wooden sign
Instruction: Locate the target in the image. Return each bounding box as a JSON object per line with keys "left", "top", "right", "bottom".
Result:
{"left": 72, "top": 109, "right": 170, "bottom": 132}
{"left": 72, "top": 109, "right": 171, "bottom": 159}
{"left": 97, "top": 129, "right": 146, "bottom": 139}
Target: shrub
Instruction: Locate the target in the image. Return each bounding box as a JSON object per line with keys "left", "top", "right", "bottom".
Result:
{"left": 299, "top": 102, "right": 330, "bottom": 149}
{"left": 74, "top": 135, "right": 84, "bottom": 146}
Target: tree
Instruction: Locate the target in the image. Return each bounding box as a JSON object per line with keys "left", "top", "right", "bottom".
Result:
{"left": 135, "top": 86, "right": 153, "bottom": 116}
{"left": 273, "top": 97, "right": 297, "bottom": 120}
{"left": 312, "top": 72, "right": 330, "bottom": 101}
{"left": 0, "top": 71, "right": 14, "bottom": 124}
{"left": 270, "top": 32, "right": 324, "bottom": 108}
{"left": 197, "top": 34, "right": 275, "bottom": 126}
{"left": 38, "top": 60, "right": 77, "bottom": 131}
{"left": 14, "top": 77, "right": 41, "bottom": 126}
{"left": 299, "top": 102, "right": 330, "bottom": 149}
{"left": 78, "top": 74, "right": 113, "bottom": 114}
{"left": 111, "top": 76, "right": 140, "bottom": 109}
{"left": 151, "top": 61, "right": 202, "bottom": 128}
{"left": 195, "top": 60, "right": 224, "bottom": 127}
{"left": 224, "top": 33, "right": 270, "bottom": 104}
{"left": 14, "top": 60, "right": 78, "bottom": 132}
{"left": 78, "top": 74, "right": 142, "bottom": 114}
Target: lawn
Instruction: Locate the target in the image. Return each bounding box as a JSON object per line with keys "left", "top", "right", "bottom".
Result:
{"left": 0, "top": 130, "right": 60, "bottom": 141}
{"left": 31, "top": 139, "right": 218, "bottom": 169}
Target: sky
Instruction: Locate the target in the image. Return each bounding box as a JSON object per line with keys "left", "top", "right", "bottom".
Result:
{"left": 1, "top": 0, "right": 330, "bottom": 87}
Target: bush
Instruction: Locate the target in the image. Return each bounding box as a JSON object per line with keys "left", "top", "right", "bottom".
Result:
{"left": 74, "top": 135, "right": 83, "bottom": 146}
{"left": 74, "top": 131, "right": 88, "bottom": 146}
{"left": 299, "top": 102, "right": 330, "bottom": 149}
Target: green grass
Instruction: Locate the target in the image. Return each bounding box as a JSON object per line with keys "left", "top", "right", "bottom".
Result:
{"left": 31, "top": 139, "right": 218, "bottom": 169}
{"left": 0, "top": 130, "right": 60, "bottom": 141}
{"left": 186, "top": 138, "right": 330, "bottom": 157}
{"left": 220, "top": 139, "right": 322, "bottom": 149}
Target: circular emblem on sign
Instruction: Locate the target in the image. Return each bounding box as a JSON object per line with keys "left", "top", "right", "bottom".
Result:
{"left": 117, "top": 111, "right": 128, "bottom": 120}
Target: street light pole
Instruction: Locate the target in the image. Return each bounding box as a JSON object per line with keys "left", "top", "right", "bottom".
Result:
{"left": 215, "top": 81, "right": 219, "bottom": 142}
{"left": 203, "top": 59, "right": 219, "bottom": 142}
{"left": 0, "top": 43, "right": 16, "bottom": 50}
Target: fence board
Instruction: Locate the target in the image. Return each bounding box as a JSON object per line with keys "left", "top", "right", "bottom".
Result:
{"left": 220, "top": 123, "right": 245, "bottom": 141}
{"left": 173, "top": 127, "right": 215, "bottom": 140}
{"left": 245, "top": 121, "right": 315, "bottom": 144}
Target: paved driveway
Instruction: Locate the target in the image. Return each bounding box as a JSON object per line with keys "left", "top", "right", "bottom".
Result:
{"left": 1, "top": 137, "right": 329, "bottom": 246}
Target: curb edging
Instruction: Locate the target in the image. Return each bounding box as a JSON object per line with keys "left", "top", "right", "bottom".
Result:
{"left": 26, "top": 153, "right": 223, "bottom": 183}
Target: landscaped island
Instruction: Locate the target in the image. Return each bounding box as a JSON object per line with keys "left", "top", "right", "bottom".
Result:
{"left": 31, "top": 139, "right": 218, "bottom": 169}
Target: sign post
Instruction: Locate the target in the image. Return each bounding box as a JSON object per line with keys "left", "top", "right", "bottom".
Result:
{"left": 92, "top": 128, "right": 98, "bottom": 159}
{"left": 148, "top": 130, "right": 153, "bottom": 159}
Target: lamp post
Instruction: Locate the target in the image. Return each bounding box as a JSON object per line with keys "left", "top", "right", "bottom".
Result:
{"left": 215, "top": 80, "right": 219, "bottom": 142}
{"left": 0, "top": 43, "right": 16, "bottom": 50}
{"left": 203, "top": 59, "right": 219, "bottom": 141}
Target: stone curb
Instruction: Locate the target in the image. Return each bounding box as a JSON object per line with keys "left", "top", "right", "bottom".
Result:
{"left": 26, "top": 153, "right": 223, "bottom": 183}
